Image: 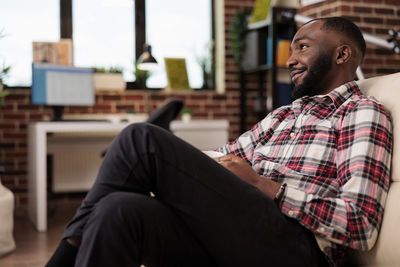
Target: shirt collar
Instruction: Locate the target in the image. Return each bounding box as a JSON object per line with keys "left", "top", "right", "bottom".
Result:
{"left": 325, "top": 81, "right": 361, "bottom": 108}
{"left": 293, "top": 81, "right": 361, "bottom": 109}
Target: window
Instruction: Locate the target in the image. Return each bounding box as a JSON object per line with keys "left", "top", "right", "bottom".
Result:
{"left": 0, "top": 0, "right": 59, "bottom": 86}
{"left": 73, "top": 0, "right": 135, "bottom": 82}
{"left": 145, "top": 0, "right": 213, "bottom": 89}
{"left": 0, "top": 0, "right": 220, "bottom": 90}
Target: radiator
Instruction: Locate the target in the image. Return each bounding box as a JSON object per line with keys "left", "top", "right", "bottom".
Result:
{"left": 47, "top": 135, "right": 115, "bottom": 192}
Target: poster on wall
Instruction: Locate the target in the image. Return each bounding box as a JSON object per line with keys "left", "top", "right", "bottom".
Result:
{"left": 32, "top": 39, "right": 73, "bottom": 65}
{"left": 250, "top": 0, "right": 272, "bottom": 23}
{"left": 164, "top": 57, "right": 191, "bottom": 91}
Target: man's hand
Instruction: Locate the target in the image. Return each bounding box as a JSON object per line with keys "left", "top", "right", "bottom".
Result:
{"left": 217, "top": 154, "right": 261, "bottom": 186}
{"left": 217, "top": 154, "right": 281, "bottom": 199}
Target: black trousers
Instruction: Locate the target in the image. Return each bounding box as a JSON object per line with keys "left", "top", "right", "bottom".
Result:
{"left": 63, "top": 123, "right": 326, "bottom": 267}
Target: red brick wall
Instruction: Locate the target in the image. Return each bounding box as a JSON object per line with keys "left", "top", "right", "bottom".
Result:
{"left": 0, "top": 88, "right": 250, "bottom": 212}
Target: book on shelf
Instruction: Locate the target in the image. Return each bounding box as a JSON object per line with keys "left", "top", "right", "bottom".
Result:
{"left": 276, "top": 39, "right": 291, "bottom": 67}
{"left": 277, "top": 82, "right": 292, "bottom": 107}
{"left": 266, "top": 38, "right": 291, "bottom": 67}
{"left": 277, "top": 68, "right": 291, "bottom": 84}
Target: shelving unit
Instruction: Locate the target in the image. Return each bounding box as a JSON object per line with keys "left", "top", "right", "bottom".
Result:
{"left": 270, "top": 7, "right": 297, "bottom": 109}
{"left": 239, "top": 6, "right": 297, "bottom": 132}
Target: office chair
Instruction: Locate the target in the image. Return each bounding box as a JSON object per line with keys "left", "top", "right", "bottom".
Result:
{"left": 146, "top": 97, "right": 184, "bottom": 131}
{"left": 101, "top": 98, "right": 184, "bottom": 157}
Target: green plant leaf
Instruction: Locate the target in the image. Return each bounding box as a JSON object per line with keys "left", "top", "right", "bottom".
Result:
{"left": 0, "top": 90, "right": 9, "bottom": 98}
{"left": 229, "top": 8, "right": 252, "bottom": 71}
{"left": 93, "top": 66, "right": 123, "bottom": 73}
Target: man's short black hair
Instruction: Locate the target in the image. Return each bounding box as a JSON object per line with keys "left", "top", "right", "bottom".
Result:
{"left": 306, "top": 17, "right": 366, "bottom": 58}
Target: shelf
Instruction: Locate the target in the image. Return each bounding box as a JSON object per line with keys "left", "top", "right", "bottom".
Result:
{"left": 243, "top": 64, "right": 272, "bottom": 74}
{"left": 248, "top": 17, "right": 272, "bottom": 30}
{"left": 239, "top": 6, "right": 297, "bottom": 133}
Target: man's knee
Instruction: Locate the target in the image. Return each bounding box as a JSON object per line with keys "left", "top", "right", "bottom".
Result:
{"left": 106, "top": 122, "right": 168, "bottom": 158}
{"left": 88, "top": 192, "right": 147, "bottom": 229}
{"left": 120, "top": 122, "right": 166, "bottom": 140}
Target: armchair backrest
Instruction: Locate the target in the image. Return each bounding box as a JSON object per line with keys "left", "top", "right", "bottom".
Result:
{"left": 354, "top": 72, "right": 400, "bottom": 266}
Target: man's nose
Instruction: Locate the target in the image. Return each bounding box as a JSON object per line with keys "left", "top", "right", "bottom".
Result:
{"left": 286, "top": 54, "right": 297, "bottom": 69}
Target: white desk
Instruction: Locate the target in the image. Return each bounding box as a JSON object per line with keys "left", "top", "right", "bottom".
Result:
{"left": 28, "top": 121, "right": 131, "bottom": 232}
{"left": 170, "top": 120, "right": 229, "bottom": 150}
{"left": 28, "top": 119, "right": 229, "bottom": 232}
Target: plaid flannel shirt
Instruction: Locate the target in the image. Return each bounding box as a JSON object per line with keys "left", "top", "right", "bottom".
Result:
{"left": 217, "top": 81, "right": 392, "bottom": 265}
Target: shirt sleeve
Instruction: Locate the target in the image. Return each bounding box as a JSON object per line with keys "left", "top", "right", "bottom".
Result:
{"left": 216, "top": 112, "right": 276, "bottom": 162}
{"left": 277, "top": 100, "right": 392, "bottom": 251}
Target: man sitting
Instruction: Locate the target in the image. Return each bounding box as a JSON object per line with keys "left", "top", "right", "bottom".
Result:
{"left": 46, "top": 17, "right": 392, "bottom": 267}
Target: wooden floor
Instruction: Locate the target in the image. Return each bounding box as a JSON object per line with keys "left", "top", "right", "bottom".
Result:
{"left": 0, "top": 203, "right": 80, "bottom": 267}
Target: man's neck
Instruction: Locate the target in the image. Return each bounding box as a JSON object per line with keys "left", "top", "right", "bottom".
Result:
{"left": 317, "top": 71, "right": 355, "bottom": 95}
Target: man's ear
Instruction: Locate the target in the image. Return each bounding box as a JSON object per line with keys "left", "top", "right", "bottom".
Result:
{"left": 335, "top": 45, "right": 352, "bottom": 65}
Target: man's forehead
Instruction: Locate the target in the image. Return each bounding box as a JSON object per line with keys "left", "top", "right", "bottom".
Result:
{"left": 294, "top": 20, "right": 325, "bottom": 39}
{"left": 291, "top": 20, "right": 337, "bottom": 45}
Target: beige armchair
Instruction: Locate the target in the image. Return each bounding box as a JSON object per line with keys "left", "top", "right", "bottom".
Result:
{"left": 349, "top": 72, "right": 400, "bottom": 266}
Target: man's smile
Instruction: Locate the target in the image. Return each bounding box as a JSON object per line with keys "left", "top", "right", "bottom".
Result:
{"left": 289, "top": 67, "right": 307, "bottom": 84}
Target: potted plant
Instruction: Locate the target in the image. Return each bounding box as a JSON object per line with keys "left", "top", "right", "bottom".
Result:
{"left": 229, "top": 8, "right": 252, "bottom": 73}
{"left": 197, "top": 42, "right": 215, "bottom": 89}
{"left": 133, "top": 61, "right": 150, "bottom": 89}
{"left": 180, "top": 107, "right": 193, "bottom": 123}
{"left": 93, "top": 66, "right": 126, "bottom": 91}
{"left": 0, "top": 30, "right": 10, "bottom": 106}
{"left": 0, "top": 65, "right": 10, "bottom": 106}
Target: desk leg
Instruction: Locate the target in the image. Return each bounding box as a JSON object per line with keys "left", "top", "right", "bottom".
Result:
{"left": 28, "top": 125, "right": 47, "bottom": 232}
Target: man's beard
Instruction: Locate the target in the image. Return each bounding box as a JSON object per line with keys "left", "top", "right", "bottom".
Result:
{"left": 291, "top": 53, "right": 332, "bottom": 101}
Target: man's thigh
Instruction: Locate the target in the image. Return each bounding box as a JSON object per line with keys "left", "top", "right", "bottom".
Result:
{"left": 73, "top": 124, "right": 320, "bottom": 266}
{"left": 77, "top": 192, "right": 215, "bottom": 267}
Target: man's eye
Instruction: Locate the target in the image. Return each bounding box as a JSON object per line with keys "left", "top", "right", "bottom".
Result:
{"left": 300, "top": 44, "right": 308, "bottom": 49}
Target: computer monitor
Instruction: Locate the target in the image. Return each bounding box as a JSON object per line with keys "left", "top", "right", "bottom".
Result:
{"left": 31, "top": 63, "right": 95, "bottom": 121}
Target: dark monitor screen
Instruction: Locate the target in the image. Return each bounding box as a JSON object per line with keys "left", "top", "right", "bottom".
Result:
{"left": 31, "top": 63, "right": 95, "bottom": 120}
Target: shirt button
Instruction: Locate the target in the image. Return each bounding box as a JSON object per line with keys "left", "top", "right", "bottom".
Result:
{"left": 288, "top": 210, "right": 294, "bottom": 216}
{"left": 290, "top": 132, "right": 295, "bottom": 137}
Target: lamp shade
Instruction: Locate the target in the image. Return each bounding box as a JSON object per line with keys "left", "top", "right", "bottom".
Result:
{"left": 137, "top": 44, "right": 158, "bottom": 71}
